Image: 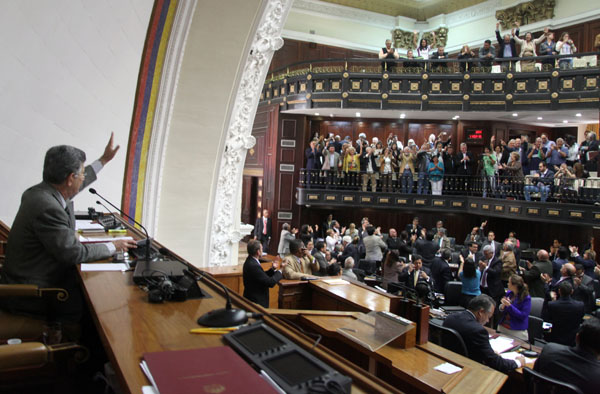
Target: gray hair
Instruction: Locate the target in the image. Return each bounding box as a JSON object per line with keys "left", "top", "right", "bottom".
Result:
{"left": 503, "top": 242, "right": 514, "bottom": 252}
{"left": 468, "top": 294, "right": 496, "bottom": 313}
{"left": 43, "top": 145, "right": 86, "bottom": 184}
{"left": 282, "top": 223, "right": 290, "bottom": 231}
{"left": 482, "top": 244, "right": 494, "bottom": 254}
{"left": 344, "top": 257, "right": 355, "bottom": 269}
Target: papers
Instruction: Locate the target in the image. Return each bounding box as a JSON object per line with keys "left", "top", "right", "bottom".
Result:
{"left": 321, "top": 278, "right": 349, "bottom": 285}
{"left": 76, "top": 220, "right": 105, "bottom": 231}
{"left": 434, "top": 362, "right": 462, "bottom": 374}
{"left": 489, "top": 336, "right": 515, "bottom": 354}
{"left": 140, "top": 361, "right": 158, "bottom": 393}
{"left": 500, "top": 351, "right": 536, "bottom": 365}
{"left": 81, "top": 263, "right": 128, "bottom": 272}
{"left": 142, "top": 387, "right": 158, "bottom": 394}
{"left": 79, "top": 235, "right": 133, "bottom": 243}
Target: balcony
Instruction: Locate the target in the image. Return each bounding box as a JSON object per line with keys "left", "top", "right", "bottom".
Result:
{"left": 297, "top": 169, "right": 600, "bottom": 226}
{"left": 260, "top": 54, "right": 600, "bottom": 113}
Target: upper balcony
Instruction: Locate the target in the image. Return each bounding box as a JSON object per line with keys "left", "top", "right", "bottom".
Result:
{"left": 260, "top": 54, "right": 600, "bottom": 114}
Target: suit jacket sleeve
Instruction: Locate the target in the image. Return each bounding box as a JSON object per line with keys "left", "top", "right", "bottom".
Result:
{"left": 282, "top": 257, "right": 304, "bottom": 280}
{"left": 35, "top": 202, "right": 111, "bottom": 265}
{"left": 247, "top": 263, "right": 282, "bottom": 288}
{"left": 486, "top": 258, "right": 503, "bottom": 281}
{"left": 472, "top": 325, "right": 519, "bottom": 373}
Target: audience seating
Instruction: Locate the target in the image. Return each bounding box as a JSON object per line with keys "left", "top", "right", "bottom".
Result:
{"left": 429, "top": 320, "right": 469, "bottom": 357}
{"left": 358, "top": 259, "right": 377, "bottom": 275}
{"left": 523, "top": 367, "right": 584, "bottom": 394}
{"left": 530, "top": 297, "right": 545, "bottom": 319}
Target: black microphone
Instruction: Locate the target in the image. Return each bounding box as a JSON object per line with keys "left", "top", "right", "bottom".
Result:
{"left": 185, "top": 264, "right": 248, "bottom": 328}
{"left": 89, "top": 188, "right": 151, "bottom": 262}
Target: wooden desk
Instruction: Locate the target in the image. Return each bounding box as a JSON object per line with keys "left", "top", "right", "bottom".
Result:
{"left": 279, "top": 279, "right": 430, "bottom": 344}
{"left": 271, "top": 310, "right": 507, "bottom": 394}
{"left": 78, "top": 221, "right": 398, "bottom": 394}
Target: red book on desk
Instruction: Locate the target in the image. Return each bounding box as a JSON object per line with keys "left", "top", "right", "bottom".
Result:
{"left": 142, "top": 346, "right": 277, "bottom": 394}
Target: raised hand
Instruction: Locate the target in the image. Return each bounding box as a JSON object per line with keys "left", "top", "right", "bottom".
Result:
{"left": 100, "top": 132, "right": 120, "bottom": 165}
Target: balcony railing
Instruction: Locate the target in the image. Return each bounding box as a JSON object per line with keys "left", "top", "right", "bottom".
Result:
{"left": 297, "top": 169, "right": 600, "bottom": 226}
{"left": 261, "top": 53, "right": 600, "bottom": 112}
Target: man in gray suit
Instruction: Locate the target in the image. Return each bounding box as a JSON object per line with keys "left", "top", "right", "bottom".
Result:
{"left": 0, "top": 134, "right": 137, "bottom": 324}
{"left": 363, "top": 226, "right": 386, "bottom": 263}
{"left": 277, "top": 223, "right": 297, "bottom": 257}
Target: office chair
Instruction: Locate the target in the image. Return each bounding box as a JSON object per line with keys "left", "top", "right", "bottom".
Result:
{"left": 529, "top": 297, "right": 545, "bottom": 319}
{"left": 429, "top": 320, "right": 468, "bottom": 357}
{"left": 528, "top": 315, "right": 544, "bottom": 344}
{"left": 522, "top": 367, "right": 583, "bottom": 394}
{"left": 357, "top": 259, "right": 377, "bottom": 275}
{"left": 443, "top": 281, "right": 463, "bottom": 307}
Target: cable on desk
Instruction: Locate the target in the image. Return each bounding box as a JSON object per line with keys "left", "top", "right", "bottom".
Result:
{"left": 279, "top": 316, "right": 322, "bottom": 350}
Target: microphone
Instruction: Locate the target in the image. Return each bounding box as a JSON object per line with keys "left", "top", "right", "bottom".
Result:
{"left": 185, "top": 264, "right": 248, "bottom": 328}
{"left": 95, "top": 200, "right": 121, "bottom": 230}
{"left": 89, "top": 188, "right": 151, "bottom": 262}
{"left": 95, "top": 200, "right": 113, "bottom": 217}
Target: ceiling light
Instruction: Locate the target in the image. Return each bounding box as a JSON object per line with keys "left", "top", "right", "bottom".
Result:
{"left": 563, "top": 120, "right": 568, "bottom": 123}
{"left": 537, "top": 117, "right": 543, "bottom": 120}
{"left": 355, "top": 112, "right": 361, "bottom": 117}
{"left": 329, "top": 114, "right": 334, "bottom": 118}
{"left": 314, "top": 113, "right": 319, "bottom": 116}
{"left": 512, "top": 113, "right": 518, "bottom": 117}
{"left": 400, "top": 113, "right": 406, "bottom": 118}
{"left": 575, "top": 113, "right": 582, "bottom": 117}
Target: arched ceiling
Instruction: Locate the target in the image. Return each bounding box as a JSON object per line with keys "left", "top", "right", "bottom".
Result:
{"left": 320, "top": 0, "right": 488, "bottom": 20}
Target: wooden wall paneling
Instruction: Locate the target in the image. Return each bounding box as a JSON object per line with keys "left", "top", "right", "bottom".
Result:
{"left": 278, "top": 172, "right": 295, "bottom": 211}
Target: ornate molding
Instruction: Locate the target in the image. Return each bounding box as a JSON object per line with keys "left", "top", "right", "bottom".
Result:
{"left": 208, "top": 0, "right": 293, "bottom": 266}
{"left": 143, "top": 0, "right": 198, "bottom": 237}
{"left": 445, "top": 0, "right": 501, "bottom": 27}
{"left": 496, "top": 0, "right": 555, "bottom": 30}
{"left": 292, "top": 0, "right": 395, "bottom": 28}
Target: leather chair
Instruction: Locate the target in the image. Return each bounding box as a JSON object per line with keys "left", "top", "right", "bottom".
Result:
{"left": 358, "top": 259, "right": 377, "bottom": 275}
{"left": 443, "top": 281, "right": 463, "bottom": 307}
{"left": 429, "top": 320, "right": 468, "bottom": 357}
{"left": 523, "top": 367, "right": 583, "bottom": 394}
{"left": 529, "top": 297, "right": 545, "bottom": 319}
{"left": 528, "top": 315, "right": 544, "bottom": 344}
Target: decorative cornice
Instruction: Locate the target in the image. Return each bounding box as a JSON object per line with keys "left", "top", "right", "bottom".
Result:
{"left": 282, "top": 29, "right": 380, "bottom": 53}
{"left": 208, "top": 0, "right": 293, "bottom": 266}
{"left": 143, "top": 0, "right": 198, "bottom": 236}
{"left": 445, "top": 0, "right": 501, "bottom": 27}
{"left": 292, "top": 0, "right": 396, "bottom": 29}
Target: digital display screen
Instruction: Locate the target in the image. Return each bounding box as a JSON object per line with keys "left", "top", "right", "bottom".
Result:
{"left": 232, "top": 327, "right": 285, "bottom": 354}
{"left": 264, "top": 350, "right": 327, "bottom": 386}
{"left": 466, "top": 129, "right": 484, "bottom": 145}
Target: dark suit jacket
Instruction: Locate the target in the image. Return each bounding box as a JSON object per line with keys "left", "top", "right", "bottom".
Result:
{"left": 542, "top": 296, "right": 584, "bottom": 346}
{"left": 430, "top": 257, "right": 454, "bottom": 293}
{"left": 242, "top": 256, "right": 282, "bottom": 308}
{"left": 359, "top": 152, "right": 379, "bottom": 172}
{"left": 313, "top": 250, "right": 328, "bottom": 276}
{"left": 534, "top": 342, "right": 600, "bottom": 394}
{"left": 495, "top": 29, "right": 519, "bottom": 58}
{"left": 414, "top": 239, "right": 438, "bottom": 264}
{"left": 481, "top": 257, "right": 504, "bottom": 300}
{"left": 253, "top": 216, "right": 272, "bottom": 240}
{"left": 455, "top": 151, "right": 475, "bottom": 175}
{"left": 443, "top": 310, "right": 518, "bottom": 373}
{"left": 482, "top": 240, "right": 502, "bottom": 259}
{"left": 524, "top": 260, "right": 553, "bottom": 298}
{"left": 1, "top": 166, "right": 110, "bottom": 322}
{"left": 305, "top": 147, "right": 321, "bottom": 169}
{"left": 398, "top": 266, "right": 432, "bottom": 289}
{"left": 340, "top": 243, "right": 360, "bottom": 266}
{"left": 405, "top": 224, "right": 423, "bottom": 237}
{"left": 442, "top": 152, "right": 459, "bottom": 174}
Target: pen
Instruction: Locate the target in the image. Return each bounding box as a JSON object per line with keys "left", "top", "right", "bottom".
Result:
{"left": 189, "top": 327, "right": 238, "bottom": 334}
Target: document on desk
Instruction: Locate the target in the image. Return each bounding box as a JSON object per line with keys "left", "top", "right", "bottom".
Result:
{"left": 500, "top": 351, "right": 536, "bottom": 364}
{"left": 75, "top": 220, "right": 105, "bottom": 231}
{"left": 81, "top": 263, "right": 129, "bottom": 272}
{"left": 321, "top": 278, "right": 349, "bottom": 285}
{"left": 489, "top": 336, "right": 515, "bottom": 354}
{"left": 434, "top": 362, "right": 462, "bottom": 374}
{"left": 79, "top": 235, "right": 134, "bottom": 243}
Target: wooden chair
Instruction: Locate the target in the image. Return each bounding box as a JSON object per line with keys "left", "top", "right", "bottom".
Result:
{"left": 522, "top": 367, "right": 583, "bottom": 394}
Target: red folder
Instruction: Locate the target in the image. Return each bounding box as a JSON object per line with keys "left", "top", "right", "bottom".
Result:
{"left": 143, "top": 346, "right": 277, "bottom": 394}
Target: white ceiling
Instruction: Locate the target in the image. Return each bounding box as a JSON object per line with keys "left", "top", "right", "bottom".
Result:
{"left": 282, "top": 107, "right": 599, "bottom": 128}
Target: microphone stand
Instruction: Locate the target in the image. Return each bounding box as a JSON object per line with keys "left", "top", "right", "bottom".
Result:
{"left": 89, "top": 188, "right": 151, "bottom": 262}
{"left": 185, "top": 264, "right": 248, "bottom": 328}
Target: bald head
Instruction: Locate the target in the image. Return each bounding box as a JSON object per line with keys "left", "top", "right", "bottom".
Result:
{"left": 561, "top": 263, "right": 576, "bottom": 277}
{"left": 537, "top": 249, "right": 549, "bottom": 261}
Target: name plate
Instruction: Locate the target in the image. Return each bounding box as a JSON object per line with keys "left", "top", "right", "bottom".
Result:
{"left": 325, "top": 195, "right": 336, "bottom": 201}
{"left": 308, "top": 194, "right": 319, "bottom": 201}
{"left": 452, "top": 201, "right": 464, "bottom": 207}
{"left": 343, "top": 196, "right": 355, "bottom": 202}
{"left": 595, "top": 213, "right": 600, "bottom": 220}
{"left": 547, "top": 209, "right": 560, "bottom": 216}
{"left": 509, "top": 206, "right": 521, "bottom": 214}
{"left": 494, "top": 205, "right": 504, "bottom": 212}
{"left": 361, "top": 197, "right": 372, "bottom": 203}
{"left": 378, "top": 197, "right": 390, "bottom": 204}
{"left": 415, "top": 199, "right": 426, "bottom": 205}
{"left": 397, "top": 198, "right": 408, "bottom": 204}
{"left": 527, "top": 208, "right": 539, "bottom": 215}
{"left": 470, "top": 203, "right": 478, "bottom": 209}
{"left": 433, "top": 200, "right": 445, "bottom": 206}
{"left": 482, "top": 204, "right": 490, "bottom": 210}
{"left": 569, "top": 211, "right": 583, "bottom": 218}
